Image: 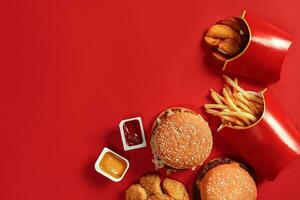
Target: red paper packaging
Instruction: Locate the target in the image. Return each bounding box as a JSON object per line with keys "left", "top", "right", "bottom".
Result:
{"left": 213, "top": 10, "right": 299, "bottom": 181}
{"left": 219, "top": 89, "right": 300, "bottom": 181}
{"left": 223, "top": 10, "right": 293, "bottom": 83}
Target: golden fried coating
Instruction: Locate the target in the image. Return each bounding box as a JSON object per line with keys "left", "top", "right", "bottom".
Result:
{"left": 147, "top": 194, "right": 174, "bottom": 200}
{"left": 125, "top": 184, "right": 147, "bottom": 200}
{"left": 206, "top": 24, "right": 241, "bottom": 45}
{"left": 218, "top": 38, "right": 240, "bottom": 57}
{"left": 140, "top": 174, "right": 163, "bottom": 196}
{"left": 204, "top": 36, "right": 221, "bottom": 48}
{"left": 162, "top": 178, "right": 189, "bottom": 200}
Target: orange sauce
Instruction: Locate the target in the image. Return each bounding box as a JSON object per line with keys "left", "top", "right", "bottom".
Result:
{"left": 99, "top": 152, "right": 127, "bottom": 178}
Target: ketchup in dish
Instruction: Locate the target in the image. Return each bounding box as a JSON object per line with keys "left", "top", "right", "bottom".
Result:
{"left": 123, "top": 120, "right": 143, "bottom": 146}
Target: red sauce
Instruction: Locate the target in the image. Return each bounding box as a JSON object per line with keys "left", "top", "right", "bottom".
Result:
{"left": 123, "top": 120, "right": 143, "bottom": 146}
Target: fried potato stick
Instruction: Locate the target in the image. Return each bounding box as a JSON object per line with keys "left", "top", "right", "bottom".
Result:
{"left": 224, "top": 75, "right": 264, "bottom": 106}
{"left": 204, "top": 104, "right": 227, "bottom": 109}
{"left": 233, "top": 78, "right": 238, "bottom": 93}
{"left": 217, "top": 123, "right": 225, "bottom": 132}
{"left": 223, "top": 88, "right": 239, "bottom": 112}
{"left": 205, "top": 76, "right": 264, "bottom": 129}
{"left": 224, "top": 85, "right": 237, "bottom": 104}
{"left": 223, "top": 75, "right": 251, "bottom": 100}
{"left": 236, "top": 100, "right": 255, "bottom": 114}
{"left": 205, "top": 108, "right": 257, "bottom": 122}
{"left": 210, "top": 89, "right": 226, "bottom": 105}
{"left": 222, "top": 88, "right": 251, "bottom": 125}
{"left": 248, "top": 94, "right": 264, "bottom": 105}
{"left": 236, "top": 93, "right": 260, "bottom": 115}
{"left": 221, "top": 116, "right": 245, "bottom": 126}
{"left": 252, "top": 101, "right": 263, "bottom": 111}
{"left": 222, "top": 108, "right": 245, "bottom": 126}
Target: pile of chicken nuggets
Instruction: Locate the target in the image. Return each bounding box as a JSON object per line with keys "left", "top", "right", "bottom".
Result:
{"left": 204, "top": 17, "right": 249, "bottom": 62}
{"left": 125, "top": 174, "right": 189, "bottom": 200}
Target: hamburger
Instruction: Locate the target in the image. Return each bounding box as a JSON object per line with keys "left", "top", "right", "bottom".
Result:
{"left": 151, "top": 107, "right": 213, "bottom": 170}
{"left": 193, "top": 158, "right": 257, "bottom": 200}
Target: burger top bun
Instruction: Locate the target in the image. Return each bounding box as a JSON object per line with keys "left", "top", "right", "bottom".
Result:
{"left": 152, "top": 107, "right": 212, "bottom": 169}
{"left": 196, "top": 159, "right": 257, "bottom": 200}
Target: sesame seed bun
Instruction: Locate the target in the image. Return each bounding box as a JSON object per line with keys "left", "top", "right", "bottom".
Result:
{"left": 193, "top": 158, "right": 257, "bottom": 200}
{"left": 151, "top": 107, "right": 213, "bottom": 169}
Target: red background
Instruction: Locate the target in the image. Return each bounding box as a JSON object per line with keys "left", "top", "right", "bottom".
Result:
{"left": 1, "top": 0, "right": 300, "bottom": 199}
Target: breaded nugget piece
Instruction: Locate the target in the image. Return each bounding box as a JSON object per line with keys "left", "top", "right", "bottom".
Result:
{"left": 204, "top": 36, "right": 221, "bottom": 48}
{"left": 218, "top": 39, "right": 240, "bottom": 57}
{"left": 206, "top": 24, "right": 241, "bottom": 45}
{"left": 162, "top": 178, "right": 189, "bottom": 200}
{"left": 140, "top": 174, "right": 163, "bottom": 196}
{"left": 125, "top": 184, "right": 147, "bottom": 200}
{"left": 147, "top": 194, "right": 174, "bottom": 200}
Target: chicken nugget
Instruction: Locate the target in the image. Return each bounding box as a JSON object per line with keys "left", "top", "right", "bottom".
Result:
{"left": 125, "top": 184, "right": 147, "bottom": 200}
{"left": 162, "top": 178, "right": 190, "bottom": 200}
{"left": 204, "top": 36, "right": 221, "bottom": 48}
{"left": 148, "top": 194, "right": 174, "bottom": 200}
{"left": 218, "top": 38, "right": 240, "bottom": 57}
{"left": 140, "top": 174, "right": 163, "bottom": 196}
{"left": 206, "top": 24, "right": 241, "bottom": 45}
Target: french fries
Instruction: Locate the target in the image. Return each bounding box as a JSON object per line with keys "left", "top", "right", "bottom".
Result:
{"left": 204, "top": 75, "right": 264, "bottom": 130}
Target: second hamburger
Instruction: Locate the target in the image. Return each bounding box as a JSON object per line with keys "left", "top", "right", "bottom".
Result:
{"left": 193, "top": 158, "right": 257, "bottom": 200}
{"left": 151, "top": 107, "right": 213, "bottom": 170}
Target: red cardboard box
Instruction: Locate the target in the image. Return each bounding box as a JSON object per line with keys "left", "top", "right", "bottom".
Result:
{"left": 220, "top": 89, "right": 300, "bottom": 180}
{"left": 223, "top": 10, "right": 293, "bottom": 83}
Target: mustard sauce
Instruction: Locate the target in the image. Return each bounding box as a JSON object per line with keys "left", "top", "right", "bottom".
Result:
{"left": 99, "top": 152, "right": 127, "bottom": 178}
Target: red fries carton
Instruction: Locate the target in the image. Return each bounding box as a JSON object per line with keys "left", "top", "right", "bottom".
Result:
{"left": 223, "top": 10, "right": 293, "bottom": 83}
{"left": 219, "top": 89, "right": 300, "bottom": 180}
